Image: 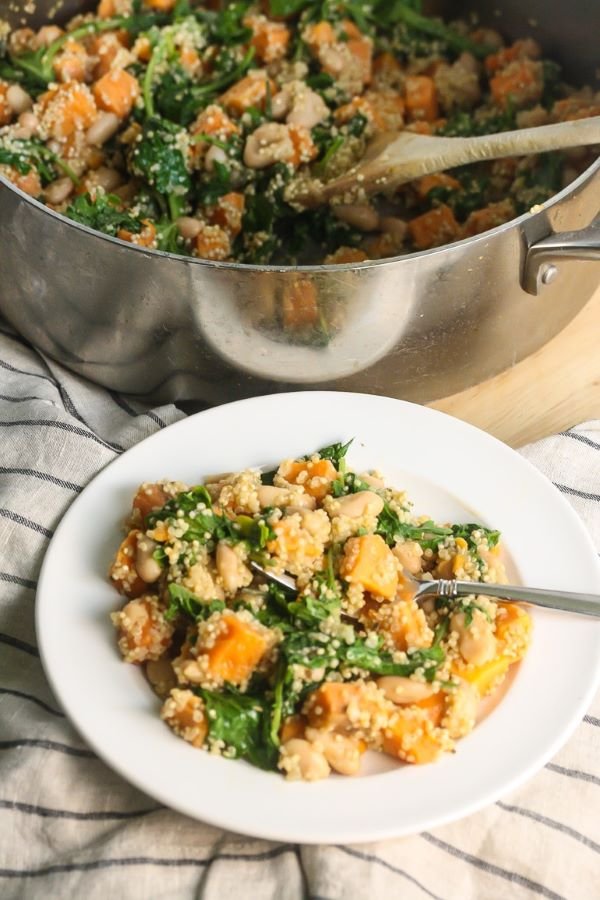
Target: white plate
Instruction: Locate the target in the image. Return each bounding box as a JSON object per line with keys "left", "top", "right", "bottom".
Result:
{"left": 36, "top": 392, "right": 600, "bottom": 843}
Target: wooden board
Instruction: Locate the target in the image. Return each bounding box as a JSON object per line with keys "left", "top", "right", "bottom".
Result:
{"left": 429, "top": 284, "right": 600, "bottom": 448}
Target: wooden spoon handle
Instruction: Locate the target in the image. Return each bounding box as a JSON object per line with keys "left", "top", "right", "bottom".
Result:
{"left": 449, "top": 116, "right": 600, "bottom": 165}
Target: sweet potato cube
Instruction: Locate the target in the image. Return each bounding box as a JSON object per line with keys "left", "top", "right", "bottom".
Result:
{"left": 245, "top": 15, "right": 290, "bottom": 64}
{"left": 132, "top": 482, "right": 171, "bottom": 522}
{"left": 280, "top": 714, "right": 307, "bottom": 743}
{"left": 198, "top": 612, "right": 269, "bottom": 686}
{"left": 303, "top": 20, "right": 335, "bottom": 52}
{"left": 415, "top": 173, "right": 460, "bottom": 198}
{"left": 92, "top": 68, "right": 140, "bottom": 118}
{"left": 38, "top": 82, "right": 97, "bottom": 141}
{"left": 490, "top": 60, "right": 542, "bottom": 109}
{"left": 382, "top": 708, "right": 448, "bottom": 764}
{"left": 408, "top": 204, "right": 460, "bottom": 250}
{"left": 304, "top": 681, "right": 381, "bottom": 734}
{"left": 113, "top": 594, "right": 174, "bottom": 662}
{"left": 453, "top": 654, "right": 512, "bottom": 697}
{"left": 109, "top": 529, "right": 146, "bottom": 598}
{"left": 52, "top": 39, "right": 88, "bottom": 83}
{"left": 278, "top": 457, "right": 337, "bottom": 499}
{"left": 391, "top": 598, "right": 434, "bottom": 651}
{"left": 195, "top": 223, "right": 231, "bottom": 261}
{"left": 340, "top": 534, "right": 398, "bottom": 600}
{"left": 404, "top": 75, "right": 439, "bottom": 122}
{"left": 0, "top": 166, "right": 42, "bottom": 197}
{"left": 207, "top": 192, "right": 245, "bottom": 238}
{"left": 282, "top": 279, "right": 319, "bottom": 330}
{"left": 220, "top": 73, "right": 274, "bottom": 115}
{"left": 0, "top": 82, "right": 12, "bottom": 126}
{"left": 288, "top": 124, "right": 318, "bottom": 166}
{"left": 494, "top": 602, "right": 532, "bottom": 661}
{"left": 145, "top": 0, "right": 176, "bottom": 9}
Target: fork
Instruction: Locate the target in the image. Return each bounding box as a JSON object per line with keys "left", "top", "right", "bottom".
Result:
{"left": 250, "top": 561, "right": 600, "bottom": 618}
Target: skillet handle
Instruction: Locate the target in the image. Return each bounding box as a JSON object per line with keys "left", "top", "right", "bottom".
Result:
{"left": 523, "top": 215, "right": 600, "bottom": 294}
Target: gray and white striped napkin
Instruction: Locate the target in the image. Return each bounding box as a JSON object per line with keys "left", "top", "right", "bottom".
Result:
{"left": 0, "top": 323, "right": 598, "bottom": 900}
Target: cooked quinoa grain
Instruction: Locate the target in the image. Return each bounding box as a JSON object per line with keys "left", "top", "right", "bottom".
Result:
{"left": 109, "top": 438, "right": 532, "bottom": 780}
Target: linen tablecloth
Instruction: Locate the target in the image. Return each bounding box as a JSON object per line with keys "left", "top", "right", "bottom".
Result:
{"left": 0, "top": 324, "right": 598, "bottom": 900}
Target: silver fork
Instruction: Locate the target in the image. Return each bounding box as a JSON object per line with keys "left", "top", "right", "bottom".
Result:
{"left": 250, "top": 562, "right": 600, "bottom": 618}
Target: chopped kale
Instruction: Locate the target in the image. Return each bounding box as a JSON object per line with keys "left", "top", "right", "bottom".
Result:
{"left": 64, "top": 192, "right": 142, "bottom": 237}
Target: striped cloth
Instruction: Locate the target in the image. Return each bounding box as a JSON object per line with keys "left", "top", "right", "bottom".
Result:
{"left": 0, "top": 323, "right": 598, "bottom": 900}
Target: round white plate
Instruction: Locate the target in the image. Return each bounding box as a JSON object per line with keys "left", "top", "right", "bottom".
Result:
{"left": 36, "top": 392, "right": 600, "bottom": 843}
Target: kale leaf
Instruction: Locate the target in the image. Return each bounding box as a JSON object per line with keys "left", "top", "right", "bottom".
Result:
{"left": 64, "top": 192, "right": 142, "bottom": 237}
{"left": 164, "top": 584, "right": 226, "bottom": 621}
{"left": 197, "top": 687, "right": 278, "bottom": 770}
{"left": 129, "top": 116, "right": 191, "bottom": 205}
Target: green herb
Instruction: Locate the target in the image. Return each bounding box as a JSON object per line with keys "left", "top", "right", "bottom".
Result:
{"left": 376, "top": 504, "right": 452, "bottom": 548}
{"left": 331, "top": 471, "right": 372, "bottom": 497}
{"left": 314, "top": 439, "right": 353, "bottom": 468}
{"left": 437, "top": 106, "right": 517, "bottom": 138}
{"left": 198, "top": 687, "right": 278, "bottom": 769}
{"left": 383, "top": 2, "right": 493, "bottom": 59}
{"left": 129, "top": 116, "right": 191, "bottom": 211}
{"left": 210, "top": 1, "right": 253, "bottom": 45}
{"left": 196, "top": 159, "right": 234, "bottom": 206}
{"left": 64, "top": 192, "right": 142, "bottom": 236}
{"left": 8, "top": 13, "right": 161, "bottom": 87}
{"left": 450, "top": 523, "right": 500, "bottom": 551}
{"left": 164, "top": 583, "right": 225, "bottom": 621}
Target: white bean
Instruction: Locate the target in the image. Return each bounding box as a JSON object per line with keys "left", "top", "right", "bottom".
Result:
{"left": 176, "top": 216, "right": 203, "bottom": 240}
{"left": 451, "top": 609, "right": 497, "bottom": 666}
{"left": 91, "top": 167, "right": 122, "bottom": 191}
{"left": 335, "top": 490, "right": 384, "bottom": 519}
{"left": 379, "top": 216, "right": 408, "bottom": 245}
{"left": 216, "top": 541, "right": 251, "bottom": 594}
{"left": 333, "top": 204, "right": 381, "bottom": 232}
{"left": 271, "top": 89, "right": 292, "bottom": 120}
{"left": 280, "top": 738, "right": 331, "bottom": 781}
{"left": 135, "top": 536, "right": 162, "bottom": 583}
{"left": 305, "top": 728, "right": 362, "bottom": 776}
{"left": 243, "top": 123, "right": 293, "bottom": 169}
{"left": 204, "top": 144, "right": 227, "bottom": 172}
{"left": 44, "top": 177, "right": 74, "bottom": 205}
{"left": 6, "top": 84, "right": 33, "bottom": 115}
{"left": 31, "top": 25, "right": 63, "bottom": 50}
{"left": 285, "top": 84, "right": 329, "bottom": 129}
{"left": 12, "top": 111, "right": 39, "bottom": 140}
{"left": 257, "top": 484, "right": 289, "bottom": 508}
{"left": 86, "top": 111, "right": 120, "bottom": 146}
{"left": 392, "top": 540, "right": 423, "bottom": 575}
{"left": 377, "top": 676, "right": 435, "bottom": 705}
{"left": 359, "top": 473, "right": 385, "bottom": 489}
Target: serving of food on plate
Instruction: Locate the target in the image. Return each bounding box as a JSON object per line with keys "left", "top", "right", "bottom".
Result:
{"left": 109, "top": 438, "right": 531, "bottom": 780}
{"left": 0, "top": 0, "right": 597, "bottom": 265}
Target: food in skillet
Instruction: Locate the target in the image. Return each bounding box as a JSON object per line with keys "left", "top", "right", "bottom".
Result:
{"left": 109, "top": 441, "right": 531, "bottom": 780}
{"left": 0, "top": 1, "right": 598, "bottom": 265}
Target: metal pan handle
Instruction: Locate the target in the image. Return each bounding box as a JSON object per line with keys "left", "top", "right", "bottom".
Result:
{"left": 523, "top": 215, "right": 600, "bottom": 294}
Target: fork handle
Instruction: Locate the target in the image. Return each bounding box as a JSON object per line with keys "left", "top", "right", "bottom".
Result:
{"left": 437, "top": 579, "right": 600, "bottom": 618}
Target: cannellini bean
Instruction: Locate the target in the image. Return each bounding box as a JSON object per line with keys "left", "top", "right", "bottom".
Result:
{"left": 31, "top": 25, "right": 63, "bottom": 49}
{"left": 257, "top": 484, "right": 289, "bottom": 508}
{"left": 285, "top": 492, "right": 316, "bottom": 511}
{"left": 271, "top": 90, "right": 292, "bottom": 120}
{"left": 335, "top": 490, "right": 384, "bottom": 519}
{"left": 44, "top": 177, "right": 74, "bottom": 205}
{"left": 379, "top": 216, "right": 408, "bottom": 245}
{"left": 333, "top": 204, "right": 381, "bottom": 232}
{"left": 359, "top": 473, "right": 385, "bottom": 489}
{"left": 243, "top": 123, "right": 293, "bottom": 169}
{"left": 305, "top": 728, "right": 362, "bottom": 776}
{"left": 135, "top": 536, "right": 162, "bottom": 583}
{"left": 12, "top": 111, "right": 39, "bottom": 140}
{"left": 86, "top": 111, "right": 120, "bottom": 146}
{"left": 392, "top": 540, "right": 423, "bottom": 575}
{"left": 451, "top": 609, "right": 497, "bottom": 666}
{"left": 285, "top": 83, "right": 329, "bottom": 129}
{"left": 176, "top": 216, "right": 203, "bottom": 240}
{"left": 6, "top": 84, "right": 32, "bottom": 115}
{"left": 90, "top": 167, "right": 122, "bottom": 191}
{"left": 216, "top": 541, "right": 251, "bottom": 594}
{"left": 377, "top": 676, "right": 436, "bottom": 705}
{"left": 146, "top": 656, "right": 176, "bottom": 697}
{"left": 204, "top": 144, "right": 228, "bottom": 172}
{"left": 281, "top": 738, "right": 331, "bottom": 781}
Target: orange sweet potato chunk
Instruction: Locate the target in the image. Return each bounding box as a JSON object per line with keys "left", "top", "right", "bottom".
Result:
{"left": 408, "top": 204, "right": 460, "bottom": 250}
{"left": 38, "top": 82, "right": 97, "bottom": 140}
{"left": 382, "top": 708, "right": 447, "bottom": 764}
{"left": 220, "top": 73, "right": 274, "bottom": 115}
{"left": 282, "top": 280, "right": 319, "bottom": 330}
{"left": 207, "top": 192, "right": 245, "bottom": 238}
{"left": 92, "top": 68, "right": 140, "bottom": 118}
{"left": 199, "top": 613, "right": 269, "bottom": 685}
{"left": 279, "top": 457, "right": 337, "bottom": 499}
{"left": 404, "top": 75, "right": 438, "bottom": 122}
{"left": 304, "top": 681, "right": 366, "bottom": 732}
{"left": 340, "top": 534, "right": 398, "bottom": 600}
{"left": 132, "top": 483, "right": 170, "bottom": 521}
{"left": 245, "top": 15, "right": 290, "bottom": 63}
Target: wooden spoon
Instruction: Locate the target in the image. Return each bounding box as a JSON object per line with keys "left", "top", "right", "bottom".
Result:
{"left": 287, "top": 116, "right": 600, "bottom": 208}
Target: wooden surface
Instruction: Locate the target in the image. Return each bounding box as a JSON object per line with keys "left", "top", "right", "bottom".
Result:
{"left": 429, "top": 285, "right": 600, "bottom": 449}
